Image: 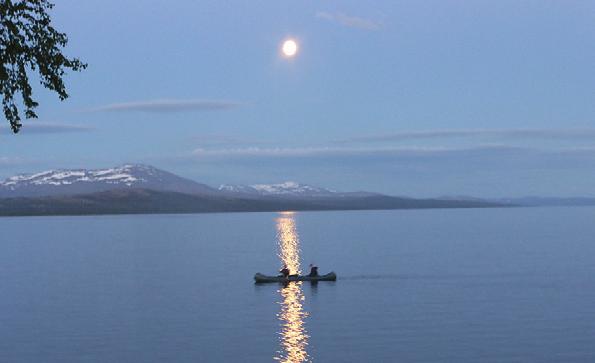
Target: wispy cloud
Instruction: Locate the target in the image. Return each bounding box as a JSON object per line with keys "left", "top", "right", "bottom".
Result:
{"left": 316, "top": 11, "right": 382, "bottom": 31}
{"left": 0, "top": 156, "right": 37, "bottom": 168}
{"left": 191, "top": 145, "right": 529, "bottom": 159}
{"left": 187, "top": 144, "right": 595, "bottom": 174}
{"left": 189, "top": 134, "right": 267, "bottom": 147}
{"left": 185, "top": 144, "right": 595, "bottom": 191}
{"left": 0, "top": 122, "right": 94, "bottom": 135}
{"left": 337, "top": 128, "right": 595, "bottom": 143}
{"left": 89, "top": 99, "right": 242, "bottom": 113}
{"left": 0, "top": 156, "right": 21, "bottom": 165}
{"left": 183, "top": 144, "right": 595, "bottom": 197}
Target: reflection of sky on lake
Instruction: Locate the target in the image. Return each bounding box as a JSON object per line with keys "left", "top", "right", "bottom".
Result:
{"left": 274, "top": 212, "right": 309, "bottom": 362}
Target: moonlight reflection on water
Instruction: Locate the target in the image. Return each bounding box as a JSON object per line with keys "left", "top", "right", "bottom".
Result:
{"left": 274, "top": 212, "right": 309, "bottom": 362}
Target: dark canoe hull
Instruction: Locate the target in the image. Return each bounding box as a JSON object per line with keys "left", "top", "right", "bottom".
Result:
{"left": 254, "top": 272, "right": 337, "bottom": 283}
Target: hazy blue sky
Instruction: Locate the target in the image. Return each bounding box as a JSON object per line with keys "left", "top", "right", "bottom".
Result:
{"left": 1, "top": 0, "right": 594, "bottom": 197}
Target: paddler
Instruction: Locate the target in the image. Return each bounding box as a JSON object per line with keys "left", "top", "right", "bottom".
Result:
{"left": 280, "top": 265, "right": 290, "bottom": 278}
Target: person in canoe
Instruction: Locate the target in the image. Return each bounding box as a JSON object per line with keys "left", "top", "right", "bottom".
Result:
{"left": 308, "top": 264, "right": 319, "bottom": 277}
{"left": 279, "top": 265, "right": 290, "bottom": 278}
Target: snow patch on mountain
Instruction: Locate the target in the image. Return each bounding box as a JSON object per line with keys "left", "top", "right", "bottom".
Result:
{"left": 0, "top": 164, "right": 370, "bottom": 200}
{"left": 219, "top": 181, "right": 335, "bottom": 196}
{"left": 0, "top": 164, "right": 148, "bottom": 189}
{"left": 0, "top": 164, "right": 220, "bottom": 198}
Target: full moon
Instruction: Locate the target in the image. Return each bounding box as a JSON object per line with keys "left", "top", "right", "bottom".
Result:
{"left": 281, "top": 39, "right": 298, "bottom": 58}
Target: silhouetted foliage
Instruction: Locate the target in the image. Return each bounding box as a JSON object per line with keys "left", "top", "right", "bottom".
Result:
{"left": 0, "top": 0, "right": 86, "bottom": 133}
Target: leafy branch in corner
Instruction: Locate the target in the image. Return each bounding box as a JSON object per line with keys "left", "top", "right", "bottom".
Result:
{"left": 0, "top": 0, "right": 86, "bottom": 133}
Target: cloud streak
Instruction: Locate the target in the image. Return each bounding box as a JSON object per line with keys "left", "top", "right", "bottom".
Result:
{"left": 90, "top": 99, "right": 242, "bottom": 113}
{"left": 316, "top": 11, "right": 382, "bottom": 31}
{"left": 191, "top": 145, "right": 532, "bottom": 159}
{"left": 188, "top": 145, "right": 595, "bottom": 173}
{"left": 0, "top": 156, "right": 38, "bottom": 169}
{"left": 1, "top": 123, "right": 94, "bottom": 135}
{"left": 189, "top": 134, "right": 267, "bottom": 147}
{"left": 0, "top": 156, "right": 22, "bottom": 165}
{"left": 337, "top": 128, "right": 595, "bottom": 143}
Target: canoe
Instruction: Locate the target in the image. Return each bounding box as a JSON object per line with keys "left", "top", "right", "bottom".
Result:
{"left": 254, "top": 272, "right": 337, "bottom": 283}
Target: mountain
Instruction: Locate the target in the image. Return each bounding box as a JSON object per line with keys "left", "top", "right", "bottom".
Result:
{"left": 220, "top": 181, "right": 333, "bottom": 196}
{"left": 220, "top": 181, "right": 334, "bottom": 197}
{"left": 219, "top": 181, "right": 380, "bottom": 198}
{"left": 0, "top": 164, "right": 217, "bottom": 198}
{"left": 0, "top": 164, "right": 511, "bottom": 216}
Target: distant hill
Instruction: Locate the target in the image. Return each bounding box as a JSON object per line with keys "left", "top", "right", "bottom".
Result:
{"left": 443, "top": 195, "right": 595, "bottom": 207}
{"left": 495, "top": 196, "right": 595, "bottom": 207}
{"left": 0, "top": 188, "right": 507, "bottom": 217}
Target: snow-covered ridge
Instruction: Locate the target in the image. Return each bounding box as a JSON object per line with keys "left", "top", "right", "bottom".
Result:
{"left": 219, "top": 181, "right": 335, "bottom": 196}
{"left": 0, "top": 164, "right": 218, "bottom": 198}
{"left": 0, "top": 164, "right": 376, "bottom": 200}
{"left": 0, "top": 164, "right": 154, "bottom": 188}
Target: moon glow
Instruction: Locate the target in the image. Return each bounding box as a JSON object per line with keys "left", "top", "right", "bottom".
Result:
{"left": 281, "top": 39, "right": 298, "bottom": 58}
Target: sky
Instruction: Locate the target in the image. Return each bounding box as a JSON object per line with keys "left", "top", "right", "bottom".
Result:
{"left": 1, "top": 0, "right": 594, "bottom": 197}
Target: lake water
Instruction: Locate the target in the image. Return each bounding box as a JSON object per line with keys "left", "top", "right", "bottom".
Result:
{"left": 1, "top": 207, "right": 595, "bottom": 362}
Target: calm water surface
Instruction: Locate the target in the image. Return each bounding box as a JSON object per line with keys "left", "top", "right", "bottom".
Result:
{"left": 1, "top": 207, "right": 595, "bottom": 362}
